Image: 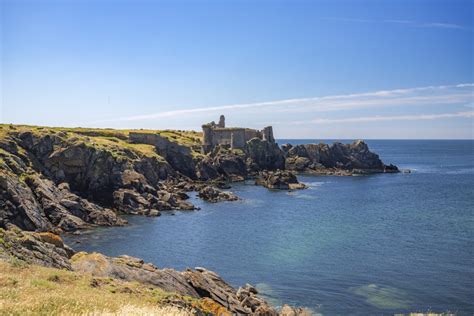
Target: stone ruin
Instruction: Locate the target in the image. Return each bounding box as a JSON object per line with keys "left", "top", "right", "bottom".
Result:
{"left": 201, "top": 115, "right": 275, "bottom": 154}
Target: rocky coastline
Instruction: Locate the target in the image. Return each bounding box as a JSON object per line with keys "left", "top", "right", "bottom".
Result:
{"left": 0, "top": 124, "right": 398, "bottom": 315}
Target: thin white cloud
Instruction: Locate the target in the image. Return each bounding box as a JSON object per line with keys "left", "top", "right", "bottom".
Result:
{"left": 90, "top": 83, "right": 474, "bottom": 124}
{"left": 287, "top": 111, "right": 474, "bottom": 125}
{"left": 321, "top": 17, "right": 470, "bottom": 31}
{"left": 421, "top": 22, "right": 465, "bottom": 30}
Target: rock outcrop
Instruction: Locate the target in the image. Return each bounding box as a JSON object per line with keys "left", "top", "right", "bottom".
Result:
{"left": 0, "top": 128, "right": 197, "bottom": 232}
{"left": 198, "top": 186, "right": 239, "bottom": 203}
{"left": 0, "top": 171, "right": 126, "bottom": 232}
{"left": 183, "top": 268, "right": 278, "bottom": 315}
{"left": 255, "top": 170, "right": 307, "bottom": 190}
{"left": 245, "top": 138, "right": 285, "bottom": 172}
{"left": 71, "top": 252, "right": 201, "bottom": 297}
{"left": 71, "top": 251, "right": 279, "bottom": 315}
{"left": 283, "top": 140, "right": 399, "bottom": 175}
{"left": 0, "top": 228, "right": 73, "bottom": 269}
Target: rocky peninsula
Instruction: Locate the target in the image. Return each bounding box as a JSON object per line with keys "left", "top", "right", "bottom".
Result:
{"left": 0, "top": 122, "right": 398, "bottom": 315}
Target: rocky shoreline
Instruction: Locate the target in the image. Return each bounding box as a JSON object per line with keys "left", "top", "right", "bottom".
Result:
{"left": 0, "top": 124, "right": 398, "bottom": 314}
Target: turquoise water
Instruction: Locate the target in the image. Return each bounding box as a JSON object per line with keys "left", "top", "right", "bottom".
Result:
{"left": 65, "top": 140, "right": 474, "bottom": 315}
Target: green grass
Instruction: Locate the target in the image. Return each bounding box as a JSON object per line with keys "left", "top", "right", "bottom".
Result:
{"left": 0, "top": 124, "right": 203, "bottom": 161}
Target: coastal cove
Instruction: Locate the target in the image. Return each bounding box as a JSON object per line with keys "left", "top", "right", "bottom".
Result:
{"left": 65, "top": 140, "right": 474, "bottom": 315}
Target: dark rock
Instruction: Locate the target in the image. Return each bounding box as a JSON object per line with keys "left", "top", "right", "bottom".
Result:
{"left": 214, "top": 153, "right": 247, "bottom": 178}
{"left": 285, "top": 140, "right": 398, "bottom": 175}
{"left": 196, "top": 157, "right": 219, "bottom": 180}
{"left": 255, "top": 170, "right": 307, "bottom": 190}
{"left": 198, "top": 186, "right": 239, "bottom": 203}
{"left": 281, "top": 143, "right": 293, "bottom": 154}
{"left": 0, "top": 171, "right": 53, "bottom": 231}
{"left": 245, "top": 138, "right": 285, "bottom": 171}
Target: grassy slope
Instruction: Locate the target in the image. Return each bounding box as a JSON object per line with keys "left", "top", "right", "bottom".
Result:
{"left": 0, "top": 124, "right": 203, "bottom": 163}
{"left": 0, "top": 259, "right": 228, "bottom": 316}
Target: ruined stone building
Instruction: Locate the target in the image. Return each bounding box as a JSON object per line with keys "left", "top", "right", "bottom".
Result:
{"left": 201, "top": 115, "right": 275, "bottom": 153}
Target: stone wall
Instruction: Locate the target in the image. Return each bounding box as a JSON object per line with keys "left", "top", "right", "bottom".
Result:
{"left": 244, "top": 129, "right": 261, "bottom": 141}
{"left": 262, "top": 126, "right": 275, "bottom": 143}
{"left": 211, "top": 128, "right": 246, "bottom": 149}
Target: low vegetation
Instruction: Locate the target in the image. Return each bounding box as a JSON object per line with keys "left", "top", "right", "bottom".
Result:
{"left": 0, "top": 124, "right": 203, "bottom": 161}
{"left": 0, "top": 259, "right": 228, "bottom": 315}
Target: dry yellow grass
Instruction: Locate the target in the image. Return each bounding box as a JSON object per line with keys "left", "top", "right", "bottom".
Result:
{"left": 0, "top": 260, "right": 201, "bottom": 316}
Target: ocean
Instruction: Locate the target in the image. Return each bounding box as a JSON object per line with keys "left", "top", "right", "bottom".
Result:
{"left": 64, "top": 140, "right": 474, "bottom": 315}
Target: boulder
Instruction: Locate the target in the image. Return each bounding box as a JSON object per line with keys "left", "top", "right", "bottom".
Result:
{"left": 198, "top": 186, "right": 239, "bottom": 203}
{"left": 255, "top": 170, "right": 307, "bottom": 190}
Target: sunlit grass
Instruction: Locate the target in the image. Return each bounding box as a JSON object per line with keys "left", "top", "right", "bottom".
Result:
{"left": 0, "top": 124, "right": 204, "bottom": 161}
{"left": 0, "top": 260, "right": 222, "bottom": 315}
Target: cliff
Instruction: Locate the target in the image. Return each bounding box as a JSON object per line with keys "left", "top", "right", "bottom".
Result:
{"left": 0, "top": 124, "right": 397, "bottom": 315}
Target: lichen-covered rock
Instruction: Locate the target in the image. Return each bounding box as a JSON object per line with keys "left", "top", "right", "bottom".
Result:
{"left": 198, "top": 186, "right": 239, "bottom": 203}
{"left": 71, "top": 252, "right": 201, "bottom": 298}
{"left": 15, "top": 131, "right": 174, "bottom": 203}
{"left": 0, "top": 228, "right": 73, "bottom": 269}
{"left": 255, "top": 170, "right": 307, "bottom": 190}
{"left": 182, "top": 267, "right": 278, "bottom": 315}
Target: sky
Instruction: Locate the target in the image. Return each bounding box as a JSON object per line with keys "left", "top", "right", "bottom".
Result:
{"left": 1, "top": 0, "right": 473, "bottom": 139}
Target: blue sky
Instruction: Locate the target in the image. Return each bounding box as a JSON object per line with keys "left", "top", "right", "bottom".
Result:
{"left": 1, "top": 0, "right": 473, "bottom": 138}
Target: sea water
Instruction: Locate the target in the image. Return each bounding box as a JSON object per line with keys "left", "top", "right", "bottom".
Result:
{"left": 65, "top": 140, "right": 474, "bottom": 315}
